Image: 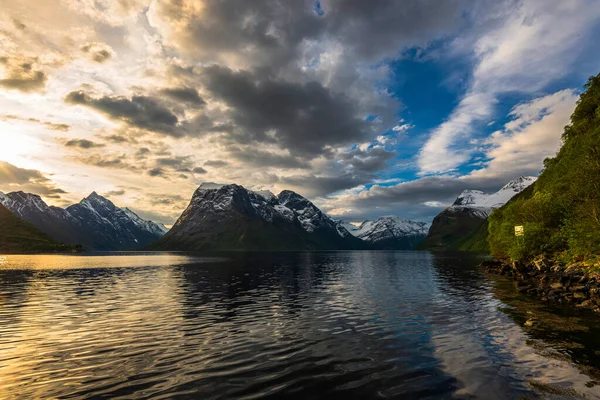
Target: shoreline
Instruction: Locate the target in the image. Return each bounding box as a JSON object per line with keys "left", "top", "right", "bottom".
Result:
{"left": 481, "top": 257, "right": 600, "bottom": 312}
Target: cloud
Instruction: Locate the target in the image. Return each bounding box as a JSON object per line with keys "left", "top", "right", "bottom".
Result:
{"left": 192, "top": 167, "right": 207, "bottom": 174}
{"left": 80, "top": 42, "right": 115, "bottom": 63}
{"left": 104, "top": 189, "right": 125, "bottom": 196}
{"left": 199, "top": 65, "right": 370, "bottom": 156}
{"left": 0, "top": 114, "right": 70, "bottom": 131}
{"left": 203, "top": 160, "right": 228, "bottom": 167}
{"left": 318, "top": 174, "right": 514, "bottom": 221}
{"left": 227, "top": 147, "right": 311, "bottom": 169}
{"left": 148, "top": 0, "right": 466, "bottom": 67}
{"left": 160, "top": 87, "right": 206, "bottom": 107}
{"left": 418, "top": 0, "right": 600, "bottom": 175}
{"left": 74, "top": 153, "right": 138, "bottom": 171}
{"left": 469, "top": 89, "right": 579, "bottom": 179}
{"left": 0, "top": 161, "right": 66, "bottom": 198}
{"left": 65, "top": 90, "right": 180, "bottom": 135}
{"left": 280, "top": 173, "right": 374, "bottom": 197}
{"left": 63, "top": 138, "right": 106, "bottom": 149}
{"left": 0, "top": 56, "right": 47, "bottom": 92}
{"left": 148, "top": 167, "right": 165, "bottom": 177}
{"left": 339, "top": 146, "right": 396, "bottom": 173}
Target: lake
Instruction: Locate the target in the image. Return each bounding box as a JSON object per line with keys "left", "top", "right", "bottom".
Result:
{"left": 1, "top": 251, "right": 599, "bottom": 399}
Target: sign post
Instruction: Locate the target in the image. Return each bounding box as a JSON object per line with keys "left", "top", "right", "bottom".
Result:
{"left": 515, "top": 225, "right": 524, "bottom": 251}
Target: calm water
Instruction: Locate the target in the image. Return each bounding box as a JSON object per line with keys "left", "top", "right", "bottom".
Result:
{"left": 1, "top": 251, "right": 600, "bottom": 399}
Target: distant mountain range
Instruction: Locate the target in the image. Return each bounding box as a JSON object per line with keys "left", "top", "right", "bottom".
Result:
{"left": 337, "top": 216, "right": 430, "bottom": 250}
{"left": 0, "top": 191, "right": 167, "bottom": 251}
{"left": 1, "top": 177, "right": 533, "bottom": 253}
{"left": 418, "top": 176, "right": 537, "bottom": 251}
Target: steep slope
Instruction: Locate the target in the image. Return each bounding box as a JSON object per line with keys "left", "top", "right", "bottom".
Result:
{"left": 0, "top": 191, "right": 80, "bottom": 245}
{"left": 66, "top": 192, "right": 168, "bottom": 250}
{"left": 0, "top": 191, "right": 167, "bottom": 251}
{"left": 418, "top": 176, "right": 536, "bottom": 251}
{"left": 0, "top": 204, "right": 75, "bottom": 253}
{"left": 489, "top": 73, "right": 600, "bottom": 260}
{"left": 339, "top": 216, "right": 430, "bottom": 249}
{"left": 149, "top": 184, "right": 366, "bottom": 251}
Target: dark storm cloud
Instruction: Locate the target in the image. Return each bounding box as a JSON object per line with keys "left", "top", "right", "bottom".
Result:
{"left": 281, "top": 173, "right": 373, "bottom": 197}
{"left": 192, "top": 167, "right": 207, "bottom": 174}
{"left": 228, "top": 147, "right": 311, "bottom": 169}
{"left": 0, "top": 56, "right": 47, "bottom": 93}
{"left": 65, "top": 90, "right": 180, "bottom": 135}
{"left": 154, "top": 0, "right": 465, "bottom": 67}
{"left": 199, "top": 65, "right": 370, "bottom": 156}
{"left": 340, "top": 147, "right": 396, "bottom": 173}
{"left": 160, "top": 87, "right": 206, "bottom": 107}
{"left": 63, "top": 138, "right": 106, "bottom": 149}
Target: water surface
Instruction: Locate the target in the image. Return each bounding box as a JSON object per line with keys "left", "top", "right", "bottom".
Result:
{"left": 0, "top": 251, "right": 599, "bottom": 399}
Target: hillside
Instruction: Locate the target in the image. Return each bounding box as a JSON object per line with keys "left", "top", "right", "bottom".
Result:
{"left": 0, "top": 204, "right": 75, "bottom": 253}
{"left": 418, "top": 177, "right": 535, "bottom": 251}
{"left": 488, "top": 73, "right": 600, "bottom": 262}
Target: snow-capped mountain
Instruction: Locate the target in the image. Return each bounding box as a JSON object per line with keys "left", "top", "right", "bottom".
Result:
{"left": 0, "top": 190, "right": 167, "bottom": 250}
{"left": 337, "top": 216, "right": 430, "bottom": 249}
{"left": 66, "top": 192, "right": 168, "bottom": 250}
{"left": 450, "top": 176, "right": 538, "bottom": 217}
{"left": 150, "top": 183, "right": 365, "bottom": 251}
{"left": 419, "top": 176, "right": 537, "bottom": 251}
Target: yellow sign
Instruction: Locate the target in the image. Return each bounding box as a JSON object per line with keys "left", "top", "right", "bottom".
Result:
{"left": 514, "top": 225, "right": 524, "bottom": 237}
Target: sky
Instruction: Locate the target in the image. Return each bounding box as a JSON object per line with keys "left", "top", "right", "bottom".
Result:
{"left": 1, "top": 0, "right": 599, "bottom": 225}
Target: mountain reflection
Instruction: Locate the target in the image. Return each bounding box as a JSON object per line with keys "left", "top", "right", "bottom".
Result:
{"left": 0, "top": 252, "right": 599, "bottom": 399}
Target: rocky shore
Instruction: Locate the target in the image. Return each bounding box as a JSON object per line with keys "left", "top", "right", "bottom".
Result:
{"left": 481, "top": 256, "right": 600, "bottom": 312}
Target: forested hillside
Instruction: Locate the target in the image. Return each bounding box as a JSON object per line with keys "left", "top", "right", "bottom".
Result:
{"left": 488, "top": 73, "right": 600, "bottom": 262}
{"left": 0, "top": 204, "right": 75, "bottom": 253}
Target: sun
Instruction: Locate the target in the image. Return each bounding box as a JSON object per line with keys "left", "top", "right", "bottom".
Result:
{"left": 0, "top": 122, "right": 40, "bottom": 168}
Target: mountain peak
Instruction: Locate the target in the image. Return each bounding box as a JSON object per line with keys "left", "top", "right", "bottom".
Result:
{"left": 500, "top": 176, "right": 537, "bottom": 192}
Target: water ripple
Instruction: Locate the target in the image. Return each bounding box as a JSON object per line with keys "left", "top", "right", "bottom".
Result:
{"left": 0, "top": 251, "right": 599, "bottom": 399}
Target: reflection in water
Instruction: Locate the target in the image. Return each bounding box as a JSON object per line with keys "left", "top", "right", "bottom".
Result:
{"left": 0, "top": 251, "right": 599, "bottom": 399}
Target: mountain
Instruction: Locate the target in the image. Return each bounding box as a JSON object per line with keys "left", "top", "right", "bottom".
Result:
{"left": 65, "top": 192, "right": 168, "bottom": 250}
{"left": 338, "top": 216, "right": 430, "bottom": 249}
{"left": 0, "top": 191, "right": 167, "bottom": 251}
{"left": 0, "top": 203, "right": 76, "bottom": 253}
{"left": 418, "top": 176, "right": 537, "bottom": 251}
{"left": 148, "top": 183, "right": 366, "bottom": 251}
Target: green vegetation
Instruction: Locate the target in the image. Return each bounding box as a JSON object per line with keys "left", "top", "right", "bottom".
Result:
{"left": 417, "top": 208, "right": 488, "bottom": 252}
{"left": 458, "top": 219, "right": 490, "bottom": 253}
{"left": 488, "top": 73, "right": 600, "bottom": 263}
{"left": 0, "top": 204, "right": 77, "bottom": 253}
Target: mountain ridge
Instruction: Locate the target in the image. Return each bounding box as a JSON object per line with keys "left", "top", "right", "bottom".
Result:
{"left": 337, "top": 216, "right": 430, "bottom": 249}
{"left": 0, "top": 190, "right": 167, "bottom": 251}
{"left": 149, "top": 183, "right": 366, "bottom": 251}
